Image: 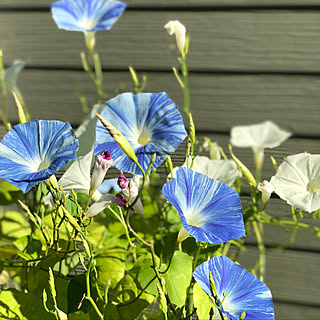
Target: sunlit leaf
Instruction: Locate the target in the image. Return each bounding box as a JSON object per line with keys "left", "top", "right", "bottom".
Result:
{"left": 193, "top": 282, "right": 212, "bottom": 320}
{"left": 163, "top": 251, "right": 192, "bottom": 307}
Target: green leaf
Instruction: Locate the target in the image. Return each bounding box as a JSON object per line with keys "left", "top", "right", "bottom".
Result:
{"left": 0, "top": 289, "right": 54, "bottom": 319}
{"left": 0, "top": 239, "right": 18, "bottom": 258}
{"left": 193, "top": 282, "right": 213, "bottom": 320}
{"left": 163, "top": 251, "right": 192, "bottom": 307}
{"left": 108, "top": 274, "right": 155, "bottom": 320}
{"left": 0, "top": 211, "right": 30, "bottom": 240}
{"left": 26, "top": 268, "right": 69, "bottom": 313}
{"left": 95, "top": 236, "right": 127, "bottom": 289}
{"left": 137, "top": 257, "right": 161, "bottom": 296}
{"left": 67, "top": 274, "right": 97, "bottom": 314}
{"left": 0, "top": 181, "right": 22, "bottom": 204}
{"left": 69, "top": 313, "right": 90, "bottom": 320}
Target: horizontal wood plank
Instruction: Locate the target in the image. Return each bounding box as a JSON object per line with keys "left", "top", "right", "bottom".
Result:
{"left": 3, "top": 70, "right": 320, "bottom": 136}
{"left": 275, "top": 302, "right": 320, "bottom": 319}
{"left": 3, "top": 11, "right": 320, "bottom": 72}
{"left": 237, "top": 247, "right": 320, "bottom": 307}
{"left": 3, "top": 0, "right": 320, "bottom": 9}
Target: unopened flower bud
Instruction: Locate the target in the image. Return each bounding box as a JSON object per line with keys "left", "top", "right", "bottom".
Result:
{"left": 114, "top": 193, "right": 127, "bottom": 207}
{"left": 48, "top": 267, "right": 56, "bottom": 299}
{"left": 157, "top": 282, "right": 168, "bottom": 315}
{"left": 209, "top": 272, "right": 217, "bottom": 297}
{"left": 257, "top": 180, "right": 274, "bottom": 204}
{"left": 117, "top": 173, "right": 129, "bottom": 190}
{"left": 164, "top": 20, "right": 186, "bottom": 56}
{"left": 89, "top": 150, "right": 113, "bottom": 196}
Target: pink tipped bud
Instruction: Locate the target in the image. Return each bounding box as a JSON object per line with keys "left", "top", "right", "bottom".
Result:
{"left": 117, "top": 173, "right": 129, "bottom": 190}
{"left": 96, "top": 150, "right": 113, "bottom": 169}
{"left": 89, "top": 150, "right": 113, "bottom": 196}
{"left": 114, "top": 193, "right": 127, "bottom": 207}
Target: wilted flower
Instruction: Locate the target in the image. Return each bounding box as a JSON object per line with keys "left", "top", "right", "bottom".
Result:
{"left": 161, "top": 167, "right": 245, "bottom": 244}
{"left": 164, "top": 20, "right": 186, "bottom": 55}
{"left": 51, "top": 0, "right": 126, "bottom": 32}
{"left": 89, "top": 150, "right": 113, "bottom": 196}
{"left": 0, "top": 120, "right": 79, "bottom": 193}
{"left": 86, "top": 192, "right": 127, "bottom": 218}
{"left": 193, "top": 256, "right": 275, "bottom": 320}
{"left": 95, "top": 92, "right": 187, "bottom": 175}
{"left": 270, "top": 153, "right": 320, "bottom": 213}
{"left": 230, "top": 121, "right": 291, "bottom": 170}
{"left": 5, "top": 60, "right": 26, "bottom": 96}
{"left": 172, "top": 156, "right": 241, "bottom": 186}
{"left": 257, "top": 180, "right": 274, "bottom": 204}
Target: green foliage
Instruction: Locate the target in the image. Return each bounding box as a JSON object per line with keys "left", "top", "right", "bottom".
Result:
{"left": 193, "top": 282, "right": 213, "bottom": 319}
{"left": 162, "top": 251, "right": 192, "bottom": 307}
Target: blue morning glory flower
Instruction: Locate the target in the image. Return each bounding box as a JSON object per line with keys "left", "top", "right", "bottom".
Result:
{"left": 51, "top": 0, "right": 126, "bottom": 32}
{"left": 0, "top": 120, "right": 79, "bottom": 193}
{"left": 161, "top": 167, "right": 245, "bottom": 244}
{"left": 193, "top": 256, "right": 275, "bottom": 320}
{"left": 95, "top": 92, "right": 187, "bottom": 174}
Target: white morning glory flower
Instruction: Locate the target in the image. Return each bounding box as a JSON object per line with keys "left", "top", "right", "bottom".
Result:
{"left": 164, "top": 20, "right": 186, "bottom": 55}
{"left": 270, "top": 152, "right": 320, "bottom": 213}
{"left": 230, "top": 121, "right": 291, "bottom": 170}
{"left": 95, "top": 92, "right": 187, "bottom": 175}
{"left": 193, "top": 256, "right": 275, "bottom": 320}
{"left": 161, "top": 167, "right": 245, "bottom": 244}
{"left": 51, "top": 0, "right": 126, "bottom": 32}
{"left": 0, "top": 120, "right": 79, "bottom": 193}
{"left": 172, "top": 156, "right": 241, "bottom": 186}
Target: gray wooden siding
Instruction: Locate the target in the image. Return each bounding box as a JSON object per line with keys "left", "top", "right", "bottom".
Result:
{"left": 4, "top": 11, "right": 320, "bottom": 72}
{"left": 1, "top": 1, "right": 320, "bottom": 318}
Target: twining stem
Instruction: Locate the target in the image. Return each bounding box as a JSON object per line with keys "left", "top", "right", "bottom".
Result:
{"left": 181, "top": 57, "right": 190, "bottom": 117}
{"left": 252, "top": 220, "right": 265, "bottom": 282}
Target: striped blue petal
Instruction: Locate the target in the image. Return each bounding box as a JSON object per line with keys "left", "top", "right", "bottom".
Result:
{"left": 95, "top": 92, "right": 187, "bottom": 174}
{"left": 52, "top": 0, "right": 126, "bottom": 32}
{"left": 161, "top": 167, "right": 245, "bottom": 244}
{"left": 193, "top": 256, "right": 275, "bottom": 320}
{"left": 0, "top": 120, "right": 79, "bottom": 193}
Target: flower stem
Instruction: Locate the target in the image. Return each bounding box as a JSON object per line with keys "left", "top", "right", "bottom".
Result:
{"left": 252, "top": 220, "right": 265, "bottom": 281}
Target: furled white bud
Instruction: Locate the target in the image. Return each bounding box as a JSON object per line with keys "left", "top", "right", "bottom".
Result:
{"left": 89, "top": 150, "right": 113, "bottom": 196}
{"left": 164, "top": 20, "right": 186, "bottom": 55}
{"left": 257, "top": 180, "right": 274, "bottom": 204}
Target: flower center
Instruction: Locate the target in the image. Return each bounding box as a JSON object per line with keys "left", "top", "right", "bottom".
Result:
{"left": 185, "top": 209, "right": 205, "bottom": 227}
{"left": 36, "top": 159, "right": 50, "bottom": 172}
{"left": 138, "top": 128, "right": 151, "bottom": 145}
{"left": 307, "top": 181, "right": 320, "bottom": 193}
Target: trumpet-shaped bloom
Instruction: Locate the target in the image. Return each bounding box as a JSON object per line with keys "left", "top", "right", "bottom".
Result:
{"left": 231, "top": 121, "right": 291, "bottom": 169}
{"left": 172, "top": 156, "right": 241, "bottom": 186}
{"left": 95, "top": 92, "right": 187, "bottom": 174}
{"left": 0, "top": 120, "right": 79, "bottom": 193}
{"left": 51, "top": 0, "right": 126, "bottom": 32}
{"left": 161, "top": 167, "right": 245, "bottom": 244}
{"left": 270, "top": 152, "right": 320, "bottom": 213}
{"left": 193, "top": 256, "right": 275, "bottom": 320}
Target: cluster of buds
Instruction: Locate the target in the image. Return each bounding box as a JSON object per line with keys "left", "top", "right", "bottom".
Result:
{"left": 117, "top": 173, "right": 143, "bottom": 215}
